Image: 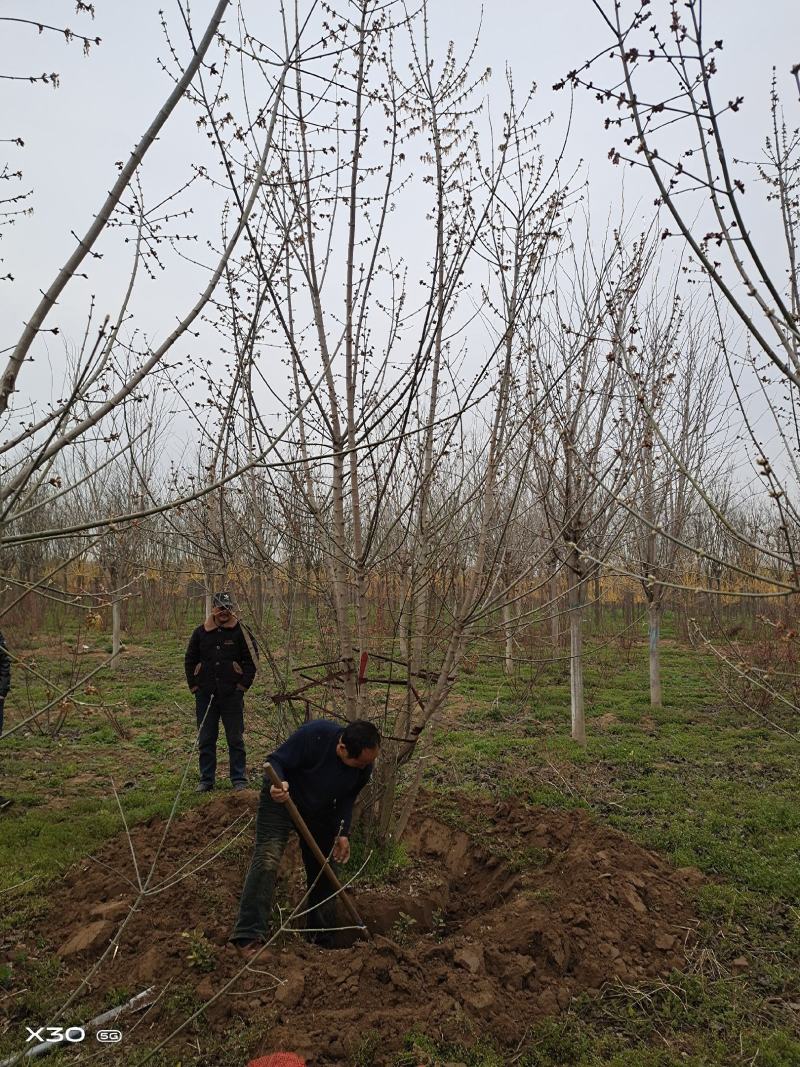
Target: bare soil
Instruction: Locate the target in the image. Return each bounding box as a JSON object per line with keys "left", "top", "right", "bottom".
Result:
{"left": 3, "top": 792, "right": 702, "bottom": 1065}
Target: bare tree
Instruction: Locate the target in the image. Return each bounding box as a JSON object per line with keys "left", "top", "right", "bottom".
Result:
{"left": 624, "top": 290, "right": 722, "bottom": 705}
{"left": 528, "top": 224, "right": 648, "bottom": 743}
{"left": 565, "top": 0, "right": 800, "bottom": 578}
{"left": 0, "top": 4, "right": 101, "bottom": 266}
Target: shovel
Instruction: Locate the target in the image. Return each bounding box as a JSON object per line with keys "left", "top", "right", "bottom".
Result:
{"left": 263, "top": 762, "right": 370, "bottom": 939}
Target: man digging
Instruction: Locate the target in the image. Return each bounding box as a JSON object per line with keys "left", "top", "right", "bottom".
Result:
{"left": 184, "top": 592, "right": 257, "bottom": 792}
{"left": 231, "top": 718, "right": 380, "bottom": 953}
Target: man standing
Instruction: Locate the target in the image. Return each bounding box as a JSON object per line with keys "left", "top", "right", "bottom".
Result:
{"left": 0, "top": 628, "right": 10, "bottom": 736}
{"left": 184, "top": 592, "right": 256, "bottom": 792}
{"left": 231, "top": 717, "right": 380, "bottom": 952}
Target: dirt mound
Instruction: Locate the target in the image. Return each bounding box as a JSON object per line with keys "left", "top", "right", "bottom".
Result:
{"left": 4, "top": 792, "right": 701, "bottom": 1065}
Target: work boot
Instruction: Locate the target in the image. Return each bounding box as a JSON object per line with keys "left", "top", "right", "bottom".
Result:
{"left": 233, "top": 782, "right": 247, "bottom": 792}
{"left": 231, "top": 939, "right": 262, "bottom": 960}
{"left": 196, "top": 781, "right": 214, "bottom": 793}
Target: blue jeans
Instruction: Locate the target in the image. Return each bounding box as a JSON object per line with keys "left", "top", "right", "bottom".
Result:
{"left": 195, "top": 690, "right": 246, "bottom": 786}
{"left": 231, "top": 785, "right": 341, "bottom": 945}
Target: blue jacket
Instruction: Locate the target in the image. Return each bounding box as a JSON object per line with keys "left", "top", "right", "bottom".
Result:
{"left": 267, "top": 719, "right": 372, "bottom": 835}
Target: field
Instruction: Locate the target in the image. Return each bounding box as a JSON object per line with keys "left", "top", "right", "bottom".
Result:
{"left": 0, "top": 618, "right": 799, "bottom": 1066}
{"left": 3, "top": 1, "right": 798, "bottom": 1064}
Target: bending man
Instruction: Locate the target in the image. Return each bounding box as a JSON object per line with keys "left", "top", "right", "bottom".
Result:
{"left": 231, "top": 717, "right": 380, "bottom": 951}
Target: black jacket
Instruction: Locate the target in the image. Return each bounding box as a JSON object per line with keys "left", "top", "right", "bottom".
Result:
{"left": 0, "top": 629, "right": 9, "bottom": 699}
{"left": 268, "top": 719, "right": 372, "bottom": 835}
{"left": 184, "top": 621, "right": 256, "bottom": 698}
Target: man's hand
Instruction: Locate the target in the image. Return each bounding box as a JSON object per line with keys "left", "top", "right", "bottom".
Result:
{"left": 270, "top": 780, "right": 290, "bottom": 803}
{"left": 332, "top": 836, "right": 350, "bottom": 863}
{"left": 190, "top": 686, "right": 199, "bottom": 693}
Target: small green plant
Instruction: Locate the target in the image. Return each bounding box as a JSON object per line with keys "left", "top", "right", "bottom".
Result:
{"left": 348, "top": 1028, "right": 381, "bottom": 1067}
{"left": 430, "top": 909, "right": 447, "bottom": 940}
{"left": 160, "top": 983, "right": 204, "bottom": 1030}
{"left": 105, "top": 986, "right": 133, "bottom": 1007}
{"left": 181, "top": 928, "right": 216, "bottom": 972}
{"left": 391, "top": 911, "right": 417, "bottom": 945}
{"left": 523, "top": 886, "right": 556, "bottom": 907}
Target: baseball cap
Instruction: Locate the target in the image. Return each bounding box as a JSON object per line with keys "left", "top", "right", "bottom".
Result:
{"left": 212, "top": 592, "right": 235, "bottom": 611}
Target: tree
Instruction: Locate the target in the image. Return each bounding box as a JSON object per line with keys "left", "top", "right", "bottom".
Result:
{"left": 527, "top": 223, "right": 647, "bottom": 742}
{"left": 624, "top": 289, "right": 721, "bottom": 705}
{"left": 566, "top": 0, "right": 800, "bottom": 583}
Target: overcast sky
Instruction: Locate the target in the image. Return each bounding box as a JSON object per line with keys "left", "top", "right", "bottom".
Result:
{"left": 1, "top": 0, "right": 798, "bottom": 438}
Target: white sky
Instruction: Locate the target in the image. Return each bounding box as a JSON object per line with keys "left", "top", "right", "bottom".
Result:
{"left": 1, "top": 0, "right": 798, "bottom": 453}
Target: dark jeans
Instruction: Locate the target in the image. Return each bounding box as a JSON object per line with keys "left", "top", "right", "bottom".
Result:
{"left": 195, "top": 690, "right": 246, "bottom": 786}
{"left": 232, "top": 785, "right": 341, "bottom": 945}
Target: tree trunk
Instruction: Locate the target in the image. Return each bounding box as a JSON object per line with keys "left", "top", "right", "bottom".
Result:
{"left": 502, "top": 600, "right": 514, "bottom": 674}
{"left": 111, "top": 596, "right": 122, "bottom": 668}
{"left": 375, "top": 751, "right": 398, "bottom": 843}
{"left": 269, "top": 567, "right": 282, "bottom": 626}
{"left": 622, "top": 590, "right": 634, "bottom": 629}
{"left": 648, "top": 599, "right": 663, "bottom": 707}
{"left": 549, "top": 570, "right": 561, "bottom": 651}
{"left": 302, "top": 561, "right": 312, "bottom": 622}
{"left": 393, "top": 713, "right": 437, "bottom": 842}
{"left": 328, "top": 442, "right": 359, "bottom": 718}
{"left": 252, "top": 568, "right": 265, "bottom": 626}
{"left": 568, "top": 580, "right": 586, "bottom": 745}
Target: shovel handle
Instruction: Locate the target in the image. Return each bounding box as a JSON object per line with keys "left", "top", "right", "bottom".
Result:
{"left": 264, "top": 762, "right": 369, "bottom": 936}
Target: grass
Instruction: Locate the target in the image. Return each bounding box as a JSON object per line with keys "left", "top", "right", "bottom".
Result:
{"left": 344, "top": 833, "right": 409, "bottom": 885}
{"left": 1, "top": 614, "right": 799, "bottom": 1065}
{"left": 403, "top": 625, "right": 800, "bottom": 1067}
{"left": 435, "top": 638, "right": 800, "bottom": 902}
{"left": 394, "top": 1023, "right": 800, "bottom": 1067}
{"left": 0, "top": 625, "right": 284, "bottom": 888}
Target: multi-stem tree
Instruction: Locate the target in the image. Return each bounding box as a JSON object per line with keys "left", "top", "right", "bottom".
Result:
{"left": 528, "top": 225, "right": 647, "bottom": 743}
{"left": 624, "top": 290, "right": 721, "bottom": 705}
{"left": 197, "top": 0, "right": 568, "bottom": 837}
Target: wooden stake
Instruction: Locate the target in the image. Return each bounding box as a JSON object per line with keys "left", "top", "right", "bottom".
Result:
{"left": 263, "top": 762, "right": 369, "bottom": 937}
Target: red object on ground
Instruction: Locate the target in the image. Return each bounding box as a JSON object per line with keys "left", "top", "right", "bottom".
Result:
{"left": 247, "top": 1055, "right": 306, "bottom": 1067}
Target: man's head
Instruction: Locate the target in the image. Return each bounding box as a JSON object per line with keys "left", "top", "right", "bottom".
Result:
{"left": 211, "top": 591, "right": 236, "bottom": 625}
{"left": 336, "top": 719, "right": 381, "bottom": 769}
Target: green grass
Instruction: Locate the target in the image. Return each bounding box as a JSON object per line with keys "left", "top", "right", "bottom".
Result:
{"left": 409, "top": 626, "right": 800, "bottom": 1067}
{"left": 126, "top": 681, "right": 170, "bottom": 708}
{"left": 344, "top": 832, "right": 409, "bottom": 884}
{"left": 1, "top": 616, "right": 799, "bottom": 1065}
{"left": 439, "top": 638, "right": 800, "bottom": 902}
